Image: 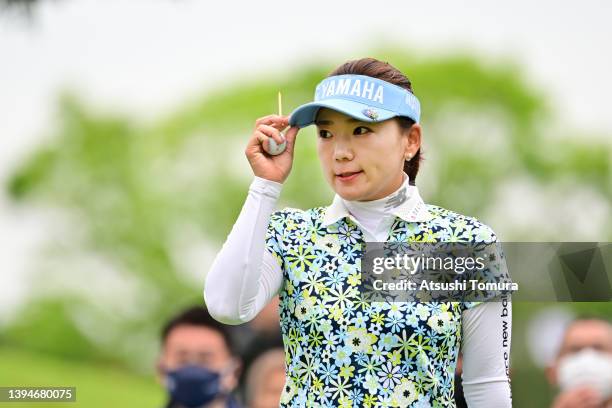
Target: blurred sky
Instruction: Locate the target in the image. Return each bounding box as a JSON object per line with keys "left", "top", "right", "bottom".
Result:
{"left": 1, "top": 0, "right": 611, "bottom": 318}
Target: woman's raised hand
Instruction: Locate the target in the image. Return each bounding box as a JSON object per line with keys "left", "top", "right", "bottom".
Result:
{"left": 245, "top": 114, "right": 300, "bottom": 184}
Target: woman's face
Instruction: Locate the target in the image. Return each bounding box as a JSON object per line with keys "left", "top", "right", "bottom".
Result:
{"left": 315, "top": 107, "right": 420, "bottom": 201}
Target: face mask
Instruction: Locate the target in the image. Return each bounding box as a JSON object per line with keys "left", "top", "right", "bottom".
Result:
{"left": 165, "top": 364, "right": 224, "bottom": 408}
{"left": 557, "top": 348, "right": 612, "bottom": 399}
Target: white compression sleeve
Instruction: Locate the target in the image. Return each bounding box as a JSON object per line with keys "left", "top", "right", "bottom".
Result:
{"left": 203, "top": 176, "right": 285, "bottom": 325}
{"left": 461, "top": 296, "right": 513, "bottom": 407}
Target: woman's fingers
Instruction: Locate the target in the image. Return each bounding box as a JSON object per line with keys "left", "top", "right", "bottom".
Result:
{"left": 251, "top": 114, "right": 296, "bottom": 155}
{"left": 255, "top": 115, "right": 289, "bottom": 130}
{"left": 283, "top": 126, "right": 299, "bottom": 155}
{"left": 257, "top": 123, "right": 285, "bottom": 145}
{"left": 246, "top": 115, "right": 297, "bottom": 183}
{"left": 252, "top": 130, "right": 270, "bottom": 150}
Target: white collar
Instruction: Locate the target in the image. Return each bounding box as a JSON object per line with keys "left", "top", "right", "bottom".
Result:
{"left": 321, "top": 171, "right": 433, "bottom": 227}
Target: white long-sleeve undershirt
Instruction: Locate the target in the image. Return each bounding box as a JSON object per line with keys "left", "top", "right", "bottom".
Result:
{"left": 204, "top": 175, "right": 512, "bottom": 407}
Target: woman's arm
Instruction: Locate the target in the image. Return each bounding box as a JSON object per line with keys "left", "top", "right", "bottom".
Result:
{"left": 203, "top": 176, "right": 284, "bottom": 325}
{"left": 461, "top": 296, "right": 513, "bottom": 407}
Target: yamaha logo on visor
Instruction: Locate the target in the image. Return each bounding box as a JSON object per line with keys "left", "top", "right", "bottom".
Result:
{"left": 289, "top": 74, "right": 421, "bottom": 128}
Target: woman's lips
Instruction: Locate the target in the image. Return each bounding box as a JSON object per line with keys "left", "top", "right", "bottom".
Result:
{"left": 336, "top": 171, "right": 363, "bottom": 182}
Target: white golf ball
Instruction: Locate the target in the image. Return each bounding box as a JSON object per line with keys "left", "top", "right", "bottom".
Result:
{"left": 267, "top": 135, "right": 287, "bottom": 155}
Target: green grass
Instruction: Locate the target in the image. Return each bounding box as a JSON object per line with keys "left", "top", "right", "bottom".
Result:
{"left": 0, "top": 347, "right": 165, "bottom": 407}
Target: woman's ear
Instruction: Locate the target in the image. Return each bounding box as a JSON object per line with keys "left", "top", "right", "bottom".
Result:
{"left": 402, "top": 123, "right": 421, "bottom": 157}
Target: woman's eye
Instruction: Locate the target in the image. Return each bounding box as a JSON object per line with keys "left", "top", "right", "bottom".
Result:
{"left": 354, "top": 126, "right": 371, "bottom": 135}
{"left": 318, "top": 129, "right": 332, "bottom": 139}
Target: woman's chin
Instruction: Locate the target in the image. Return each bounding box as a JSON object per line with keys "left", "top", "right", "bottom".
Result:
{"left": 334, "top": 182, "right": 366, "bottom": 200}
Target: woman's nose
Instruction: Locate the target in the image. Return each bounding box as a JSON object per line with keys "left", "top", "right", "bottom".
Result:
{"left": 333, "top": 138, "right": 354, "bottom": 161}
{"left": 334, "top": 148, "right": 353, "bottom": 161}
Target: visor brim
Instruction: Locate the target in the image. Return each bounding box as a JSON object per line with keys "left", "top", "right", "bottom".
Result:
{"left": 288, "top": 98, "right": 397, "bottom": 128}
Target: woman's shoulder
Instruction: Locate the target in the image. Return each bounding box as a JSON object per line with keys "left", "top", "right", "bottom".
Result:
{"left": 424, "top": 203, "right": 500, "bottom": 243}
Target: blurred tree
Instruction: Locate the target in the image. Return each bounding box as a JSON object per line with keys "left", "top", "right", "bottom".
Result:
{"left": 4, "top": 50, "right": 611, "bottom": 372}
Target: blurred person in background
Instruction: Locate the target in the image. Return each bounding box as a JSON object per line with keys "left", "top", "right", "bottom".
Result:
{"left": 157, "top": 306, "right": 243, "bottom": 408}
{"left": 243, "top": 347, "right": 286, "bottom": 408}
{"left": 236, "top": 330, "right": 284, "bottom": 405}
{"left": 546, "top": 317, "right": 612, "bottom": 408}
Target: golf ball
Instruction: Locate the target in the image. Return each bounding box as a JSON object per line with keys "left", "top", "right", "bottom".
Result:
{"left": 267, "top": 135, "right": 287, "bottom": 155}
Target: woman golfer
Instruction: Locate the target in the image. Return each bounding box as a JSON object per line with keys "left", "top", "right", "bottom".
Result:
{"left": 205, "top": 57, "right": 512, "bottom": 407}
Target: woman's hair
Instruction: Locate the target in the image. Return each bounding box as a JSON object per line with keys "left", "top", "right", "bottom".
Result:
{"left": 327, "top": 57, "right": 421, "bottom": 185}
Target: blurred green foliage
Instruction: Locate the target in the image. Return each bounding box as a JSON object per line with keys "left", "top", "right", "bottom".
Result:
{"left": 0, "top": 346, "right": 163, "bottom": 407}
{"left": 3, "top": 48, "right": 611, "bottom": 405}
